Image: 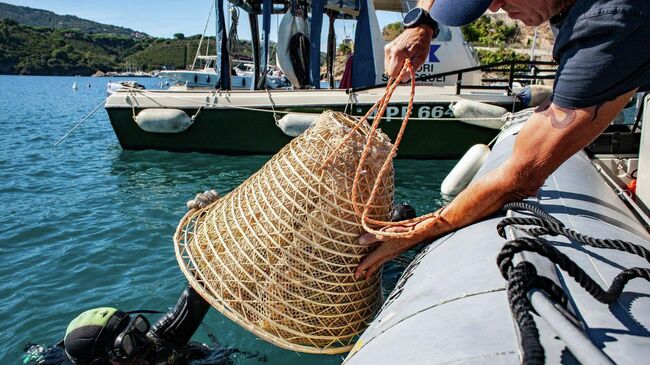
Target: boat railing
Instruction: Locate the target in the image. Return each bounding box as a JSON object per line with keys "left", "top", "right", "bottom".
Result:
{"left": 350, "top": 60, "right": 558, "bottom": 95}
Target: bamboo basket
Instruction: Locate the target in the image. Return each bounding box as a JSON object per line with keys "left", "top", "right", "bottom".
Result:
{"left": 174, "top": 111, "right": 395, "bottom": 354}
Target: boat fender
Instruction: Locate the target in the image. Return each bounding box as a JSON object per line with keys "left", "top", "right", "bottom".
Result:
{"left": 515, "top": 85, "right": 553, "bottom": 107}
{"left": 441, "top": 144, "right": 491, "bottom": 197}
{"left": 277, "top": 11, "right": 309, "bottom": 88}
{"left": 449, "top": 100, "right": 508, "bottom": 129}
{"left": 134, "top": 109, "right": 193, "bottom": 134}
{"left": 276, "top": 113, "right": 318, "bottom": 137}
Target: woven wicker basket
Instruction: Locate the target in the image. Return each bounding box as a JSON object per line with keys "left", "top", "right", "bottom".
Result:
{"left": 174, "top": 111, "right": 395, "bottom": 354}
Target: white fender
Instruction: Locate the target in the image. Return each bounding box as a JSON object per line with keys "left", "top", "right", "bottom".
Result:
{"left": 277, "top": 11, "right": 309, "bottom": 88}
{"left": 134, "top": 109, "right": 193, "bottom": 133}
{"left": 277, "top": 113, "right": 318, "bottom": 137}
{"left": 441, "top": 144, "right": 491, "bottom": 196}
{"left": 450, "top": 100, "right": 508, "bottom": 129}
{"left": 516, "top": 85, "right": 553, "bottom": 107}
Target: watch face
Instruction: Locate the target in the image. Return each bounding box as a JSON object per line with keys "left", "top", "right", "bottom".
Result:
{"left": 404, "top": 8, "right": 423, "bottom": 27}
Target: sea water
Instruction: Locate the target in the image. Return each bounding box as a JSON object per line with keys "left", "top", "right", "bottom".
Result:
{"left": 0, "top": 75, "right": 453, "bottom": 364}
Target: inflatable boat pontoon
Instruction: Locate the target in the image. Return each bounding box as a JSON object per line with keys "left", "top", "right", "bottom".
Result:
{"left": 345, "top": 96, "right": 650, "bottom": 365}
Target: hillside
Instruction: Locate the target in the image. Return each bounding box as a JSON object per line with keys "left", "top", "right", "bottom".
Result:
{"left": 0, "top": 2, "right": 554, "bottom": 77}
{"left": 0, "top": 2, "right": 145, "bottom": 37}
{"left": 125, "top": 37, "right": 266, "bottom": 71}
{"left": 0, "top": 19, "right": 265, "bottom": 75}
{"left": 0, "top": 19, "right": 139, "bottom": 75}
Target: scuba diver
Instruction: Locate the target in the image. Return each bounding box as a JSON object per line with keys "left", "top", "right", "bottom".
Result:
{"left": 24, "top": 191, "right": 239, "bottom": 365}
{"left": 25, "top": 285, "right": 241, "bottom": 365}
{"left": 24, "top": 191, "right": 416, "bottom": 364}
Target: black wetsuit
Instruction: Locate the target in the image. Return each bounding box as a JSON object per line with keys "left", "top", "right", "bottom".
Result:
{"left": 24, "top": 285, "right": 235, "bottom": 365}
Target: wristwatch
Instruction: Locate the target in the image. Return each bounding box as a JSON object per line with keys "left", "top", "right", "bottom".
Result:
{"left": 403, "top": 7, "right": 439, "bottom": 36}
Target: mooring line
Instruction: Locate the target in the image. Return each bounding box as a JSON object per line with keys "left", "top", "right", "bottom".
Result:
{"left": 53, "top": 96, "right": 109, "bottom": 147}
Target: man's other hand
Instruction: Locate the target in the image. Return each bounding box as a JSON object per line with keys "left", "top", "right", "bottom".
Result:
{"left": 354, "top": 215, "right": 439, "bottom": 281}
{"left": 384, "top": 25, "right": 434, "bottom": 81}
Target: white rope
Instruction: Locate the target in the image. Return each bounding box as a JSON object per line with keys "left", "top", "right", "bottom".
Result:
{"left": 54, "top": 96, "right": 109, "bottom": 147}
{"left": 191, "top": 90, "right": 217, "bottom": 121}
{"left": 266, "top": 89, "right": 280, "bottom": 123}
{"left": 192, "top": 0, "right": 215, "bottom": 70}
{"left": 126, "top": 88, "right": 215, "bottom": 122}
{"left": 118, "top": 88, "right": 504, "bottom": 122}
{"left": 343, "top": 92, "right": 353, "bottom": 114}
{"left": 127, "top": 90, "right": 139, "bottom": 121}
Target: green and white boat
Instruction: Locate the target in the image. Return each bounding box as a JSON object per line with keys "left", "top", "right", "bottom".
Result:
{"left": 105, "top": 0, "right": 554, "bottom": 159}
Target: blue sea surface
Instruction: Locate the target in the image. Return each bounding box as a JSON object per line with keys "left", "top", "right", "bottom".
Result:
{"left": 0, "top": 75, "right": 454, "bottom": 364}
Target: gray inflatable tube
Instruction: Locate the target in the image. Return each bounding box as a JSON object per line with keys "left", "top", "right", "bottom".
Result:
{"left": 344, "top": 122, "right": 650, "bottom": 364}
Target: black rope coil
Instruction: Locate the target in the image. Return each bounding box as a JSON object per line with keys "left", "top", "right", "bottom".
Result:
{"left": 497, "top": 201, "right": 650, "bottom": 364}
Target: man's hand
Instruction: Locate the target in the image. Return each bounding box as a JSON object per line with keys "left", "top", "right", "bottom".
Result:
{"left": 186, "top": 190, "right": 219, "bottom": 210}
{"left": 354, "top": 215, "right": 439, "bottom": 280}
{"left": 384, "top": 25, "right": 434, "bottom": 81}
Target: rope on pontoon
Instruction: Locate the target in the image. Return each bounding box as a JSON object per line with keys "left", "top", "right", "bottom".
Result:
{"left": 497, "top": 201, "right": 650, "bottom": 364}
{"left": 127, "top": 89, "right": 216, "bottom": 122}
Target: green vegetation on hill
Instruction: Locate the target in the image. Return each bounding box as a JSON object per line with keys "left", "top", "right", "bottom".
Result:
{"left": 476, "top": 47, "right": 529, "bottom": 72}
{"left": 0, "top": 2, "right": 144, "bottom": 37}
{"left": 461, "top": 16, "right": 518, "bottom": 47}
{"left": 0, "top": 2, "right": 530, "bottom": 76}
{"left": 0, "top": 19, "right": 138, "bottom": 75}
{"left": 382, "top": 22, "right": 404, "bottom": 42}
{"left": 0, "top": 19, "right": 264, "bottom": 75}
{"left": 380, "top": 17, "right": 527, "bottom": 65}
{"left": 125, "top": 37, "right": 264, "bottom": 71}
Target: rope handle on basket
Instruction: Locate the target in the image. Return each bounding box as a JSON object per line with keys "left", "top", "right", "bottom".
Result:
{"left": 324, "top": 59, "right": 440, "bottom": 238}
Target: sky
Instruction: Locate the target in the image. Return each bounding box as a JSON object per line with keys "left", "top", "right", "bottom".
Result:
{"left": 3, "top": 0, "right": 407, "bottom": 50}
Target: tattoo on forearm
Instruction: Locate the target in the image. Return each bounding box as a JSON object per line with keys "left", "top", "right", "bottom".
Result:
{"left": 547, "top": 107, "right": 576, "bottom": 129}
{"left": 535, "top": 97, "right": 578, "bottom": 129}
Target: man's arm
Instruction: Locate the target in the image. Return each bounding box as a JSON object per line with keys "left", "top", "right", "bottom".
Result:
{"left": 384, "top": 0, "right": 436, "bottom": 78}
{"left": 354, "top": 89, "right": 637, "bottom": 280}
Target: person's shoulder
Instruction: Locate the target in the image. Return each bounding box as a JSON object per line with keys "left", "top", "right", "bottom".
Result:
{"left": 550, "top": 0, "right": 650, "bottom": 108}
{"left": 572, "top": 0, "right": 650, "bottom": 22}
{"left": 554, "top": 0, "right": 650, "bottom": 48}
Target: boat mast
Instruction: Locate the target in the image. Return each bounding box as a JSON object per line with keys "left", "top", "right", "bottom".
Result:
{"left": 326, "top": 9, "right": 336, "bottom": 88}
{"left": 309, "top": 0, "right": 325, "bottom": 88}
{"left": 192, "top": 0, "right": 216, "bottom": 70}
{"left": 215, "top": 0, "right": 232, "bottom": 89}
{"left": 257, "top": 0, "right": 273, "bottom": 89}
{"left": 249, "top": 9, "right": 261, "bottom": 89}
{"left": 352, "top": 0, "right": 383, "bottom": 88}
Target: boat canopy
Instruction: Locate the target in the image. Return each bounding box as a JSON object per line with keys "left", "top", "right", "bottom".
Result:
{"left": 221, "top": 0, "right": 396, "bottom": 89}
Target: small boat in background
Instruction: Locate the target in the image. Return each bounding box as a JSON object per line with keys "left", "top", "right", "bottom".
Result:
{"left": 72, "top": 82, "right": 78, "bottom": 91}
{"left": 106, "top": 80, "right": 145, "bottom": 95}
{"left": 159, "top": 57, "right": 289, "bottom": 89}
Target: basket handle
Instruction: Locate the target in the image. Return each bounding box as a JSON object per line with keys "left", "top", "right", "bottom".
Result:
{"left": 327, "top": 60, "right": 440, "bottom": 237}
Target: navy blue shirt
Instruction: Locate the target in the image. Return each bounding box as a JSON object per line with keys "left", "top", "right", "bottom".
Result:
{"left": 551, "top": 0, "right": 650, "bottom": 108}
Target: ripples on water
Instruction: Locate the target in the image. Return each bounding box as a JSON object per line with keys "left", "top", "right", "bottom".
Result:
{"left": 0, "top": 76, "right": 454, "bottom": 364}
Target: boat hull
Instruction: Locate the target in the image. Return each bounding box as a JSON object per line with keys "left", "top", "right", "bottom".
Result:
{"left": 105, "top": 87, "right": 520, "bottom": 159}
